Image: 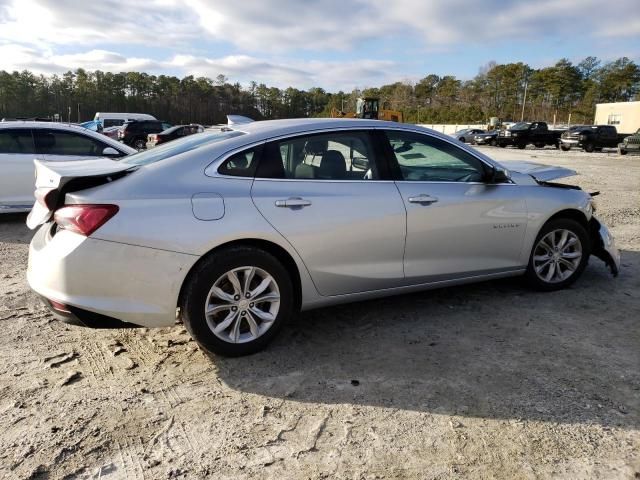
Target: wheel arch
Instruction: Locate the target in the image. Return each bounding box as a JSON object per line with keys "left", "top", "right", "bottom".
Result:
{"left": 177, "top": 238, "right": 303, "bottom": 315}
{"left": 545, "top": 208, "right": 590, "bottom": 230}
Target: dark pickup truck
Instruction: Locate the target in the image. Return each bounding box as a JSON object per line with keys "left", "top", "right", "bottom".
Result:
{"left": 497, "top": 122, "right": 565, "bottom": 149}
{"left": 559, "top": 125, "right": 623, "bottom": 152}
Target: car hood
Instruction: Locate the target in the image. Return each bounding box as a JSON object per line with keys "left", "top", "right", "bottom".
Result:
{"left": 499, "top": 160, "right": 577, "bottom": 182}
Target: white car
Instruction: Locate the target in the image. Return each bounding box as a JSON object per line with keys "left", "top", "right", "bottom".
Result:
{"left": 0, "top": 122, "right": 135, "bottom": 212}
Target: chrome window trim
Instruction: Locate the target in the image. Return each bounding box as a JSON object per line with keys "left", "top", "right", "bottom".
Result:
{"left": 205, "top": 125, "right": 509, "bottom": 185}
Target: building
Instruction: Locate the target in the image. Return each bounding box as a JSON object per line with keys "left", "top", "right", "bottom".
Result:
{"left": 594, "top": 101, "right": 640, "bottom": 134}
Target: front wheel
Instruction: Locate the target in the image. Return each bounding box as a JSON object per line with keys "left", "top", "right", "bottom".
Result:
{"left": 516, "top": 142, "right": 527, "bottom": 149}
{"left": 525, "top": 219, "right": 590, "bottom": 291}
{"left": 534, "top": 142, "right": 545, "bottom": 149}
{"left": 618, "top": 147, "right": 627, "bottom": 155}
{"left": 180, "top": 247, "right": 294, "bottom": 356}
{"left": 560, "top": 144, "right": 571, "bottom": 151}
{"left": 490, "top": 138, "right": 498, "bottom": 147}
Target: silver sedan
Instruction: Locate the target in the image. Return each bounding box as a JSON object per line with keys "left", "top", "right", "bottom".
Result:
{"left": 27, "top": 119, "right": 620, "bottom": 356}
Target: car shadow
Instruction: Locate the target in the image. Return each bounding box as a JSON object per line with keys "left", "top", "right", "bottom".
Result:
{"left": 214, "top": 250, "right": 639, "bottom": 429}
{"left": 0, "top": 213, "right": 33, "bottom": 245}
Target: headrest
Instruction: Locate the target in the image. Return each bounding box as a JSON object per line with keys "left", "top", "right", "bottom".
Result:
{"left": 304, "top": 139, "right": 328, "bottom": 155}
{"left": 318, "top": 150, "right": 346, "bottom": 179}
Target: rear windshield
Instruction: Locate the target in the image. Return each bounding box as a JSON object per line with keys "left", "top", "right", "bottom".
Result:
{"left": 121, "top": 130, "right": 245, "bottom": 166}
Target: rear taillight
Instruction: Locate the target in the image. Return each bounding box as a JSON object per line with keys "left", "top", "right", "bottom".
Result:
{"left": 54, "top": 204, "right": 119, "bottom": 236}
{"left": 155, "top": 136, "right": 165, "bottom": 144}
{"left": 34, "top": 187, "right": 57, "bottom": 209}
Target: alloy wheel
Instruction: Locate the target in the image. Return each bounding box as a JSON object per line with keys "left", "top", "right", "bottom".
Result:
{"left": 204, "top": 266, "right": 280, "bottom": 344}
{"left": 533, "top": 229, "right": 583, "bottom": 284}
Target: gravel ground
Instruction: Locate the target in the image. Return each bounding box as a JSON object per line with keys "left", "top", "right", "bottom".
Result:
{"left": 0, "top": 146, "right": 638, "bottom": 479}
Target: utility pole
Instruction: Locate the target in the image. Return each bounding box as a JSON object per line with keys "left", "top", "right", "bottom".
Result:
{"left": 520, "top": 81, "right": 528, "bottom": 122}
{"left": 77, "top": 103, "right": 80, "bottom": 123}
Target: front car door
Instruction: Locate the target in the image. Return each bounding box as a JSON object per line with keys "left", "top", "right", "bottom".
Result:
{"left": 0, "top": 128, "right": 43, "bottom": 209}
{"left": 250, "top": 129, "right": 406, "bottom": 296}
{"left": 383, "top": 129, "right": 528, "bottom": 284}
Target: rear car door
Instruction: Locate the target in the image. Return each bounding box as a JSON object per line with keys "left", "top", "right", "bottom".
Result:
{"left": 249, "top": 129, "right": 407, "bottom": 296}
{"left": 0, "top": 128, "right": 43, "bottom": 208}
{"left": 34, "top": 129, "right": 125, "bottom": 162}
{"left": 383, "top": 129, "right": 528, "bottom": 284}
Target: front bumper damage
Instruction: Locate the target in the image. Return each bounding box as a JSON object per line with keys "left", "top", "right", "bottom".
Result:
{"left": 589, "top": 216, "right": 620, "bottom": 276}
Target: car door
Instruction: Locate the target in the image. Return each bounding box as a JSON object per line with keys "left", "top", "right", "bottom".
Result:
{"left": 33, "top": 129, "right": 124, "bottom": 162}
{"left": 250, "top": 129, "right": 406, "bottom": 296}
{"left": 0, "top": 128, "right": 43, "bottom": 208}
{"left": 383, "top": 129, "right": 528, "bottom": 284}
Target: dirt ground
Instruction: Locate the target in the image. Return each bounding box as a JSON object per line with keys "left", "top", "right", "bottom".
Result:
{"left": 0, "top": 145, "right": 638, "bottom": 479}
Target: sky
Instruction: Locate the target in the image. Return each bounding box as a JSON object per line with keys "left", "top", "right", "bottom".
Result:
{"left": 1, "top": 0, "right": 639, "bottom": 91}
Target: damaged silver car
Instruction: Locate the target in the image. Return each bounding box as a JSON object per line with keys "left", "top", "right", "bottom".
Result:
{"left": 27, "top": 119, "right": 620, "bottom": 356}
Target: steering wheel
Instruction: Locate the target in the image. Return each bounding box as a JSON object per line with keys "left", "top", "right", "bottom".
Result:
{"left": 455, "top": 172, "right": 478, "bottom": 182}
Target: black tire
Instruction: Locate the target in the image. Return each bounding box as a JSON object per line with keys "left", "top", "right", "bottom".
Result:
{"left": 516, "top": 142, "right": 526, "bottom": 149}
{"left": 534, "top": 142, "right": 545, "bottom": 149}
{"left": 583, "top": 142, "right": 595, "bottom": 153}
{"left": 180, "top": 246, "right": 294, "bottom": 357}
{"left": 560, "top": 144, "right": 571, "bottom": 151}
{"left": 525, "top": 218, "right": 590, "bottom": 291}
{"left": 490, "top": 138, "right": 498, "bottom": 147}
{"left": 498, "top": 143, "right": 507, "bottom": 148}
{"left": 133, "top": 138, "right": 146, "bottom": 150}
{"left": 459, "top": 137, "right": 466, "bottom": 143}
{"left": 618, "top": 147, "right": 627, "bottom": 156}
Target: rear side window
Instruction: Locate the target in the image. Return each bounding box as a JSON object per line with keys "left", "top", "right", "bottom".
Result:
{"left": 218, "top": 146, "right": 262, "bottom": 177}
{"left": 0, "top": 129, "right": 35, "bottom": 154}
{"left": 33, "top": 130, "right": 109, "bottom": 156}
{"left": 103, "top": 119, "right": 124, "bottom": 128}
{"left": 256, "top": 131, "right": 379, "bottom": 180}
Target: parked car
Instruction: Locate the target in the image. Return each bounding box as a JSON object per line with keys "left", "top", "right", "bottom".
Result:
{"left": 451, "top": 128, "right": 485, "bottom": 143}
{"left": 618, "top": 128, "right": 640, "bottom": 155}
{"left": 118, "top": 120, "right": 172, "bottom": 150}
{"left": 26, "top": 119, "right": 619, "bottom": 357}
{"left": 497, "top": 122, "right": 565, "bottom": 149}
{"left": 102, "top": 126, "right": 122, "bottom": 140}
{"left": 560, "top": 125, "right": 620, "bottom": 152}
{"left": 146, "top": 124, "right": 204, "bottom": 149}
{"left": 94, "top": 112, "right": 156, "bottom": 128}
{"left": 473, "top": 130, "right": 500, "bottom": 146}
{"left": 0, "top": 121, "right": 135, "bottom": 213}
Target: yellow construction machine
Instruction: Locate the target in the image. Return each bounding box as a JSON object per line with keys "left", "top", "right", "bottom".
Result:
{"left": 331, "top": 97, "right": 403, "bottom": 123}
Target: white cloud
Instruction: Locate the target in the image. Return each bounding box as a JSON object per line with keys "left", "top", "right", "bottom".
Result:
{"left": 0, "top": 44, "right": 398, "bottom": 90}
{"left": 2, "top": 0, "right": 637, "bottom": 51}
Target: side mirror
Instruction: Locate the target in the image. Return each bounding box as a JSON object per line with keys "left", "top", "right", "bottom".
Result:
{"left": 102, "top": 147, "right": 120, "bottom": 156}
{"left": 489, "top": 168, "right": 510, "bottom": 184}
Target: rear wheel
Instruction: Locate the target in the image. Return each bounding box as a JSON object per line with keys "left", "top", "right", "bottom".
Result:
{"left": 459, "top": 137, "right": 466, "bottom": 143}
{"left": 525, "top": 219, "right": 589, "bottom": 291}
{"left": 618, "top": 147, "right": 627, "bottom": 155}
{"left": 516, "top": 142, "right": 527, "bottom": 149}
{"left": 499, "top": 143, "right": 506, "bottom": 148}
{"left": 583, "top": 142, "right": 595, "bottom": 153}
{"left": 133, "top": 138, "right": 146, "bottom": 150}
{"left": 180, "top": 247, "right": 294, "bottom": 356}
{"left": 560, "top": 144, "right": 571, "bottom": 151}
{"left": 534, "top": 142, "right": 545, "bottom": 149}
{"left": 490, "top": 138, "right": 498, "bottom": 147}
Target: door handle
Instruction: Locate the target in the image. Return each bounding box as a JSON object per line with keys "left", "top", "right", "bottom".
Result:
{"left": 408, "top": 194, "right": 438, "bottom": 205}
{"left": 275, "top": 197, "right": 312, "bottom": 208}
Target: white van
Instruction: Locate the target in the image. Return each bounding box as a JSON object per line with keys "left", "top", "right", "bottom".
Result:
{"left": 93, "top": 112, "right": 157, "bottom": 128}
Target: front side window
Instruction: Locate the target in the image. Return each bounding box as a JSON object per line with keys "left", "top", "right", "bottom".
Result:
{"left": 0, "top": 129, "right": 35, "bottom": 154}
{"left": 257, "top": 131, "right": 379, "bottom": 180}
{"left": 33, "top": 130, "right": 109, "bottom": 156}
{"left": 385, "top": 130, "right": 487, "bottom": 182}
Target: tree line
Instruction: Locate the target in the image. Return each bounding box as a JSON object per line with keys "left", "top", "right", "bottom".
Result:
{"left": 0, "top": 56, "right": 638, "bottom": 126}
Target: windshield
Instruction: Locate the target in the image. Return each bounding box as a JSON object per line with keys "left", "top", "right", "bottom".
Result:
{"left": 121, "top": 130, "right": 245, "bottom": 166}
{"left": 510, "top": 122, "right": 530, "bottom": 130}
